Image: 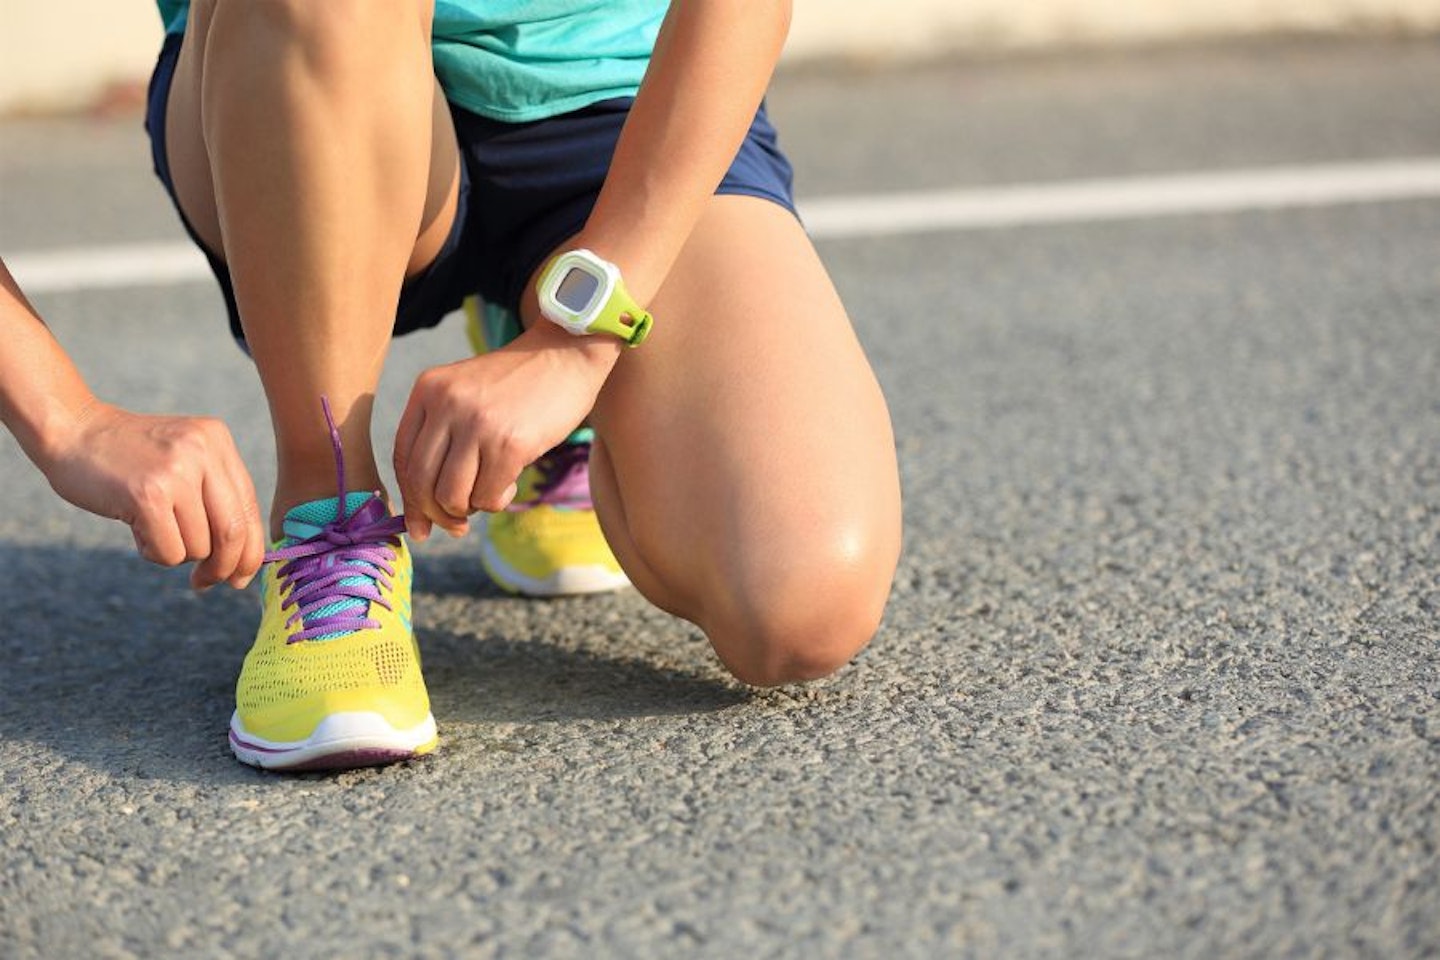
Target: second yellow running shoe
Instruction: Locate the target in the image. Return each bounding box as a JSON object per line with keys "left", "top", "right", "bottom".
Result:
{"left": 479, "top": 435, "right": 631, "bottom": 596}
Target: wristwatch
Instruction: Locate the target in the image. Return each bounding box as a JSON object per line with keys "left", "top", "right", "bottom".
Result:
{"left": 536, "top": 249, "right": 653, "bottom": 347}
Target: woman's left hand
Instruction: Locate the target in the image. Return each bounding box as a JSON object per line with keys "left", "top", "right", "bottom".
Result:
{"left": 393, "top": 323, "right": 621, "bottom": 541}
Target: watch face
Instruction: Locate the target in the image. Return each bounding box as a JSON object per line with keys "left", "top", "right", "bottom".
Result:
{"left": 556, "top": 267, "right": 601, "bottom": 314}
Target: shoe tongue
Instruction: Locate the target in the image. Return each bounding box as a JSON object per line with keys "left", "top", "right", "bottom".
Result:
{"left": 282, "top": 492, "right": 376, "bottom": 542}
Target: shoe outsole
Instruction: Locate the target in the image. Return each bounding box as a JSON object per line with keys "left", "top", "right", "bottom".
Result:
{"left": 229, "top": 711, "right": 438, "bottom": 772}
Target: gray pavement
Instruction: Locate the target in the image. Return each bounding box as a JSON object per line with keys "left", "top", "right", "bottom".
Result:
{"left": 2, "top": 38, "right": 1439, "bottom": 959}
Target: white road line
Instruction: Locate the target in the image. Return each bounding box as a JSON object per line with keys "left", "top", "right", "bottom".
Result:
{"left": 9, "top": 241, "right": 211, "bottom": 293}
{"left": 801, "top": 158, "right": 1440, "bottom": 239}
{"left": 8, "top": 158, "right": 1440, "bottom": 293}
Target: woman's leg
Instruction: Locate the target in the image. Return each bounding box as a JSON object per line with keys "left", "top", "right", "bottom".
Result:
{"left": 163, "top": 0, "right": 459, "bottom": 535}
{"left": 529, "top": 196, "right": 903, "bottom": 686}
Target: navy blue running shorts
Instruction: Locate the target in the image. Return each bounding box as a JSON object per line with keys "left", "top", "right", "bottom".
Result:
{"left": 144, "top": 32, "right": 798, "bottom": 347}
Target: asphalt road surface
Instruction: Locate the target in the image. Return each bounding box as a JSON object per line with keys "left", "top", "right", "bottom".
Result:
{"left": 2, "top": 38, "right": 1437, "bottom": 959}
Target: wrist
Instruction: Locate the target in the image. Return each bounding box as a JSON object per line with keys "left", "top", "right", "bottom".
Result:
{"left": 522, "top": 318, "right": 624, "bottom": 381}
{"left": 14, "top": 390, "right": 103, "bottom": 475}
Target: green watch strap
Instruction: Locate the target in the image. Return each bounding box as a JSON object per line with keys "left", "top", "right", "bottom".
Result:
{"left": 587, "top": 280, "right": 653, "bottom": 347}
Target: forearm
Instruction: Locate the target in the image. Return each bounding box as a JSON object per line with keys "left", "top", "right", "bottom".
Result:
{"left": 0, "top": 259, "right": 98, "bottom": 471}
{"left": 580, "top": 0, "right": 792, "bottom": 303}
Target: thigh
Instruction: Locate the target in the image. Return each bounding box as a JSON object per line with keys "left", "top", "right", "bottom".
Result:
{"left": 583, "top": 196, "right": 903, "bottom": 674}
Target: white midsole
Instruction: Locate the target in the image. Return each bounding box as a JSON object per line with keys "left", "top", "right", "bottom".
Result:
{"left": 478, "top": 530, "right": 630, "bottom": 597}
{"left": 229, "top": 710, "right": 437, "bottom": 767}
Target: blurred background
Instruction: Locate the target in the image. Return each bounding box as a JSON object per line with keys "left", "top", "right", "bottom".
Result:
{"left": 3, "top": 0, "right": 1440, "bottom": 114}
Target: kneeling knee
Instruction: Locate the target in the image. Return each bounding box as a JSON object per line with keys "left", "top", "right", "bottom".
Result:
{"left": 706, "top": 567, "right": 892, "bottom": 687}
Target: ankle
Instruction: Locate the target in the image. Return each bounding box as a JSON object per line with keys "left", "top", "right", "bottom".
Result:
{"left": 268, "top": 396, "right": 386, "bottom": 538}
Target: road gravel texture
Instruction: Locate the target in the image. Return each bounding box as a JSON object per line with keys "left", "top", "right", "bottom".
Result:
{"left": 1, "top": 38, "right": 1437, "bottom": 959}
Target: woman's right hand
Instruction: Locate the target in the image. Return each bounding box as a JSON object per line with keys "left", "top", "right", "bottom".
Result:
{"left": 42, "top": 402, "right": 266, "bottom": 591}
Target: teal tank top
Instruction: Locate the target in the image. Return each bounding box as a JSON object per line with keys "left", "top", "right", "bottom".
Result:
{"left": 155, "top": 1, "right": 666, "bottom": 123}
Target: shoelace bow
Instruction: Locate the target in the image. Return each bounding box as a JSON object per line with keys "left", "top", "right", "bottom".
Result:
{"left": 511, "top": 440, "right": 592, "bottom": 511}
{"left": 263, "top": 398, "right": 407, "bottom": 643}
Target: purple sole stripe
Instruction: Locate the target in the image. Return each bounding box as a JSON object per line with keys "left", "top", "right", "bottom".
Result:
{"left": 228, "top": 732, "right": 295, "bottom": 755}
{"left": 230, "top": 731, "right": 423, "bottom": 771}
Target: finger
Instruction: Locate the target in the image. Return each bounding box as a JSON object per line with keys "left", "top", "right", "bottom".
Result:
{"left": 399, "top": 413, "right": 465, "bottom": 541}
{"left": 393, "top": 394, "right": 424, "bottom": 496}
{"left": 130, "top": 497, "right": 187, "bottom": 568}
{"left": 435, "top": 435, "right": 482, "bottom": 522}
{"left": 221, "top": 448, "right": 266, "bottom": 589}
{"left": 170, "top": 485, "right": 213, "bottom": 581}
{"left": 409, "top": 428, "right": 464, "bottom": 538}
{"left": 408, "top": 511, "right": 434, "bottom": 544}
{"left": 192, "top": 470, "right": 247, "bottom": 592}
{"left": 429, "top": 512, "right": 469, "bottom": 539}
{"left": 393, "top": 403, "right": 435, "bottom": 541}
{"left": 430, "top": 450, "right": 474, "bottom": 540}
{"left": 471, "top": 442, "right": 526, "bottom": 513}
{"left": 472, "top": 478, "right": 518, "bottom": 515}
{"left": 207, "top": 428, "right": 265, "bottom": 588}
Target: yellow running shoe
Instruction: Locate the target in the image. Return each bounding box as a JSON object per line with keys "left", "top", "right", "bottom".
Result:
{"left": 465, "top": 296, "right": 630, "bottom": 597}
{"left": 229, "top": 401, "right": 436, "bottom": 771}
{"left": 479, "top": 434, "right": 631, "bottom": 596}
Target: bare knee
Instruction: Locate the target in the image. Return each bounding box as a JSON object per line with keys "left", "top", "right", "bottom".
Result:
{"left": 703, "top": 558, "right": 894, "bottom": 687}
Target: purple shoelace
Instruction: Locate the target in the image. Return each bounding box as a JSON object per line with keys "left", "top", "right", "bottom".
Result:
{"left": 263, "top": 398, "right": 406, "bottom": 643}
{"left": 508, "top": 439, "right": 594, "bottom": 512}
